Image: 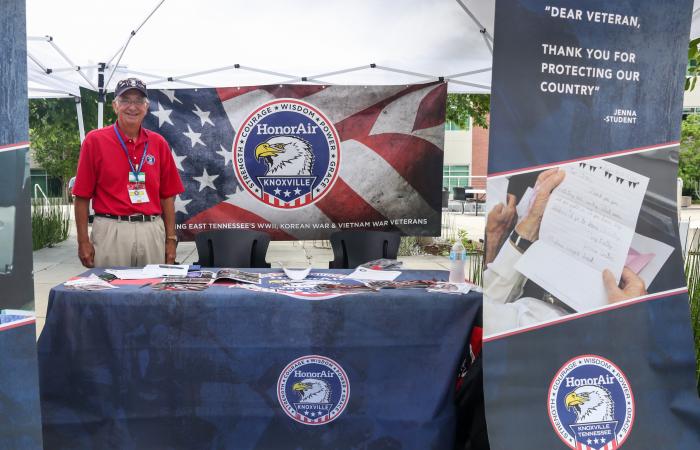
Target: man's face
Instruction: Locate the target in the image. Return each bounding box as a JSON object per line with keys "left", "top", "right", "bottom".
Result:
{"left": 113, "top": 89, "right": 148, "bottom": 128}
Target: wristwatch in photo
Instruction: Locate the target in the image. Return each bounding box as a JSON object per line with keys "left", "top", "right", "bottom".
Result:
{"left": 509, "top": 229, "right": 533, "bottom": 253}
{"left": 166, "top": 235, "right": 178, "bottom": 243}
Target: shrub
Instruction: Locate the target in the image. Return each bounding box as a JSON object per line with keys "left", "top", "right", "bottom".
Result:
{"left": 32, "top": 198, "right": 70, "bottom": 250}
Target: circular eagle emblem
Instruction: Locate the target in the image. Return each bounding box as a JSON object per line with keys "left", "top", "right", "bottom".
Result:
{"left": 233, "top": 99, "right": 340, "bottom": 209}
{"left": 548, "top": 355, "right": 635, "bottom": 450}
{"left": 277, "top": 355, "right": 350, "bottom": 425}
{"left": 145, "top": 154, "right": 156, "bottom": 165}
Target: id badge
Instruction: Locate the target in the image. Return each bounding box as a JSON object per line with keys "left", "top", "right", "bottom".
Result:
{"left": 128, "top": 172, "right": 146, "bottom": 183}
{"left": 127, "top": 172, "right": 149, "bottom": 204}
{"left": 127, "top": 184, "right": 150, "bottom": 204}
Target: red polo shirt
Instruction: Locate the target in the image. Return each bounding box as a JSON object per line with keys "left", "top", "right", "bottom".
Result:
{"left": 73, "top": 123, "right": 184, "bottom": 216}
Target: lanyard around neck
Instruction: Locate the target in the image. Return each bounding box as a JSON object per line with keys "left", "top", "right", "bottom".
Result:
{"left": 114, "top": 126, "right": 149, "bottom": 179}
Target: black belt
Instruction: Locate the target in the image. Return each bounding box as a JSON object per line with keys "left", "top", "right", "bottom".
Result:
{"left": 95, "top": 213, "right": 159, "bottom": 222}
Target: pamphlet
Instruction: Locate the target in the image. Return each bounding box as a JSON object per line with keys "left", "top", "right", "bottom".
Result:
{"left": 207, "top": 269, "right": 262, "bottom": 284}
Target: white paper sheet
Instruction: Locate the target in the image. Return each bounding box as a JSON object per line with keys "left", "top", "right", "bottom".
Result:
{"left": 142, "top": 264, "right": 189, "bottom": 277}
{"left": 515, "top": 160, "right": 649, "bottom": 312}
{"left": 346, "top": 267, "right": 401, "bottom": 281}
{"left": 485, "top": 178, "right": 509, "bottom": 213}
{"left": 105, "top": 269, "right": 155, "bottom": 280}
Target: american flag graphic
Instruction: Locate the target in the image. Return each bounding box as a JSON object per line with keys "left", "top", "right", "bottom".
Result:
{"left": 577, "top": 439, "right": 617, "bottom": 450}
{"left": 142, "top": 82, "right": 446, "bottom": 241}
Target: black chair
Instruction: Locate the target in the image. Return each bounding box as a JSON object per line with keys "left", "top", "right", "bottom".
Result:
{"left": 452, "top": 187, "right": 467, "bottom": 214}
{"left": 464, "top": 186, "right": 485, "bottom": 216}
{"left": 195, "top": 230, "right": 271, "bottom": 268}
{"left": 328, "top": 231, "right": 401, "bottom": 269}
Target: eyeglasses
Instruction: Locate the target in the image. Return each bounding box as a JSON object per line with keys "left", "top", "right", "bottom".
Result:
{"left": 116, "top": 98, "right": 148, "bottom": 106}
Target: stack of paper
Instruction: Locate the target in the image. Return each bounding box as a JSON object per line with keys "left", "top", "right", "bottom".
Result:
{"left": 64, "top": 274, "right": 116, "bottom": 291}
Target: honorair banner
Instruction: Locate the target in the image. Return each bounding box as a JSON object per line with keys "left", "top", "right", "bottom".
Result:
{"left": 484, "top": 1, "right": 700, "bottom": 449}
{"left": 142, "top": 83, "right": 447, "bottom": 241}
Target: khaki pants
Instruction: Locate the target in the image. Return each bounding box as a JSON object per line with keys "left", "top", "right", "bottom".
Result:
{"left": 91, "top": 216, "right": 165, "bottom": 267}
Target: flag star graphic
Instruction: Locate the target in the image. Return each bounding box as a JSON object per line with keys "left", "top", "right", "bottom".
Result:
{"left": 587, "top": 439, "right": 593, "bottom": 445}
{"left": 192, "top": 104, "right": 215, "bottom": 127}
{"left": 183, "top": 124, "right": 205, "bottom": 148}
{"left": 160, "top": 89, "right": 183, "bottom": 104}
{"left": 593, "top": 438, "right": 599, "bottom": 444}
{"left": 150, "top": 102, "right": 174, "bottom": 127}
{"left": 171, "top": 150, "right": 186, "bottom": 171}
{"left": 174, "top": 195, "right": 192, "bottom": 214}
{"left": 283, "top": 190, "right": 291, "bottom": 197}
{"left": 274, "top": 188, "right": 281, "bottom": 195}
{"left": 293, "top": 187, "right": 301, "bottom": 195}
{"left": 600, "top": 437, "right": 606, "bottom": 443}
{"left": 193, "top": 168, "right": 219, "bottom": 191}
{"left": 216, "top": 144, "right": 233, "bottom": 166}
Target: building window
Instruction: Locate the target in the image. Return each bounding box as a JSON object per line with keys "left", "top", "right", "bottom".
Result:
{"left": 443, "top": 165, "right": 470, "bottom": 190}
{"left": 30, "top": 169, "right": 63, "bottom": 198}
{"left": 445, "top": 119, "right": 470, "bottom": 132}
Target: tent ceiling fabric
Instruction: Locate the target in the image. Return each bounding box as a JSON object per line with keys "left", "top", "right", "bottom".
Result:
{"left": 24, "top": 0, "right": 700, "bottom": 98}
{"left": 26, "top": 0, "right": 494, "bottom": 96}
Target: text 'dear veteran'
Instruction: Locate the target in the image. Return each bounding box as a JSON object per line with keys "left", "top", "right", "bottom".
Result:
{"left": 72, "top": 78, "right": 184, "bottom": 268}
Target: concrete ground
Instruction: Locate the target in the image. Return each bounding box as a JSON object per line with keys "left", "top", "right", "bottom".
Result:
{"left": 31, "top": 210, "right": 487, "bottom": 337}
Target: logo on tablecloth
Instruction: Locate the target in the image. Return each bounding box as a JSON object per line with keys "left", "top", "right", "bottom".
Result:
{"left": 278, "top": 355, "right": 350, "bottom": 425}
{"left": 548, "top": 355, "right": 635, "bottom": 450}
{"left": 233, "top": 98, "right": 340, "bottom": 209}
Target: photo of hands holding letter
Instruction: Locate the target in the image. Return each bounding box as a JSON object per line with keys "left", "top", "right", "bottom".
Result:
{"left": 483, "top": 151, "right": 682, "bottom": 335}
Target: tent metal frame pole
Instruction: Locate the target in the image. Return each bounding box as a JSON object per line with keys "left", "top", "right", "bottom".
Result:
{"left": 448, "top": 79, "right": 490, "bottom": 90}
{"left": 98, "top": 63, "right": 105, "bottom": 129}
{"left": 447, "top": 67, "right": 491, "bottom": 78}
{"left": 74, "top": 97, "right": 86, "bottom": 143}
{"left": 47, "top": 38, "right": 98, "bottom": 91}
{"left": 280, "top": 64, "right": 372, "bottom": 84}
{"left": 454, "top": 0, "right": 493, "bottom": 42}
{"left": 28, "top": 66, "right": 82, "bottom": 96}
{"left": 373, "top": 64, "right": 438, "bottom": 81}
{"left": 148, "top": 64, "right": 243, "bottom": 84}
{"left": 27, "top": 52, "right": 49, "bottom": 73}
{"left": 110, "top": 68, "right": 208, "bottom": 88}
{"left": 148, "top": 64, "right": 297, "bottom": 86}
{"left": 481, "top": 33, "right": 493, "bottom": 55}
{"left": 104, "top": 0, "right": 167, "bottom": 88}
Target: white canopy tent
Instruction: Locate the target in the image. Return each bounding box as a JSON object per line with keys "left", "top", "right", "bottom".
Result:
{"left": 24, "top": 0, "right": 700, "bottom": 133}
{"left": 26, "top": 0, "right": 494, "bottom": 96}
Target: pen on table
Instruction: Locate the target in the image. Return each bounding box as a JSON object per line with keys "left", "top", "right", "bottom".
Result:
{"left": 139, "top": 282, "right": 152, "bottom": 289}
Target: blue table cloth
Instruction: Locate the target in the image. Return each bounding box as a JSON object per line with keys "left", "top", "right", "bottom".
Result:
{"left": 38, "top": 269, "right": 481, "bottom": 450}
{"left": 0, "top": 317, "right": 43, "bottom": 450}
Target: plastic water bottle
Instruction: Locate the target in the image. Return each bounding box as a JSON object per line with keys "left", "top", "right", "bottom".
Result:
{"left": 449, "top": 241, "right": 467, "bottom": 283}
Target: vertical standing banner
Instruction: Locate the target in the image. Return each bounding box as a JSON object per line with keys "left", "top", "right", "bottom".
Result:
{"left": 484, "top": 1, "right": 700, "bottom": 449}
{"left": 0, "top": 0, "right": 35, "bottom": 309}
{"left": 142, "top": 82, "right": 446, "bottom": 241}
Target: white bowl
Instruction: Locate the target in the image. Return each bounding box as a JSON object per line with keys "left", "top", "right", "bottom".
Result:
{"left": 282, "top": 266, "right": 312, "bottom": 281}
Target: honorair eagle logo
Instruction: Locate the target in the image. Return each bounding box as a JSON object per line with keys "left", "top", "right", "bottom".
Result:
{"left": 277, "top": 355, "right": 350, "bottom": 425}
{"left": 548, "top": 355, "right": 635, "bottom": 450}
{"left": 233, "top": 99, "right": 340, "bottom": 209}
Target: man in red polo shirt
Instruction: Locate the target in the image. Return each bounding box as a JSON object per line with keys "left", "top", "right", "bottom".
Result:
{"left": 73, "top": 78, "right": 184, "bottom": 267}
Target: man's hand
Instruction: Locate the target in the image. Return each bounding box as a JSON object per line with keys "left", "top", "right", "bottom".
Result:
{"left": 78, "top": 240, "right": 95, "bottom": 268}
{"left": 603, "top": 267, "right": 647, "bottom": 303}
{"left": 165, "top": 240, "right": 177, "bottom": 264}
{"left": 485, "top": 194, "right": 517, "bottom": 264}
{"left": 515, "top": 168, "right": 565, "bottom": 241}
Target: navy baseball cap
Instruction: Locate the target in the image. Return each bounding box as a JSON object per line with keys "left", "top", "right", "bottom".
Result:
{"left": 114, "top": 78, "right": 147, "bottom": 97}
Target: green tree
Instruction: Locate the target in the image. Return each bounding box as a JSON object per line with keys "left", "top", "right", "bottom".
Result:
{"left": 29, "top": 88, "right": 116, "bottom": 184}
{"left": 680, "top": 114, "right": 700, "bottom": 197}
{"left": 446, "top": 93, "right": 490, "bottom": 129}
